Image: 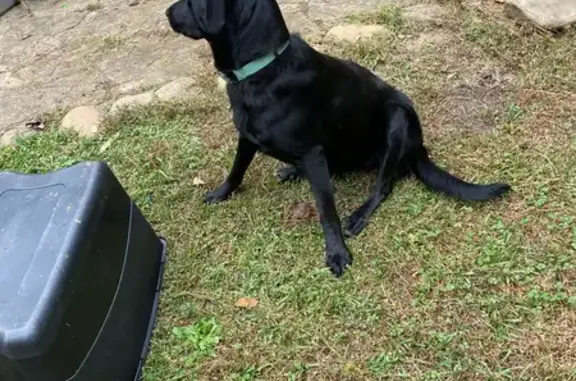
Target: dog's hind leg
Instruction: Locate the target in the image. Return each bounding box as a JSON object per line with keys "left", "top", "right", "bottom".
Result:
{"left": 276, "top": 165, "right": 304, "bottom": 182}
{"left": 343, "top": 106, "right": 412, "bottom": 237}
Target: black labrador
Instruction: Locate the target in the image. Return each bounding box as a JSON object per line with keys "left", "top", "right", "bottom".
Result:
{"left": 166, "top": 0, "right": 511, "bottom": 277}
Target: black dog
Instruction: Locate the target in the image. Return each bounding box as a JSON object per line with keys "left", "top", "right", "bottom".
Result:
{"left": 166, "top": 0, "right": 510, "bottom": 277}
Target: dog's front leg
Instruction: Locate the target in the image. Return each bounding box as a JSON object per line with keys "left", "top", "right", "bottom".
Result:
{"left": 204, "top": 136, "right": 258, "bottom": 203}
{"left": 301, "top": 146, "right": 352, "bottom": 277}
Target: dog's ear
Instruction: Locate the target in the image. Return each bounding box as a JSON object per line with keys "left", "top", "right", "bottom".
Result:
{"left": 189, "top": 0, "right": 226, "bottom": 36}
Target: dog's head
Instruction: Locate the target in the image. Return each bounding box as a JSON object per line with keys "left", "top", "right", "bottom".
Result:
{"left": 166, "top": 0, "right": 290, "bottom": 72}
{"left": 165, "top": 0, "right": 226, "bottom": 40}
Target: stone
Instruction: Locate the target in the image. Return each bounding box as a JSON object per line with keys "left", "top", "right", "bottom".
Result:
{"left": 0, "top": 126, "right": 36, "bottom": 147}
{"left": 0, "top": 72, "right": 25, "bottom": 89}
{"left": 61, "top": 106, "right": 102, "bottom": 138}
{"left": 109, "top": 92, "right": 154, "bottom": 114}
{"left": 326, "top": 24, "right": 391, "bottom": 43}
{"left": 504, "top": 0, "right": 576, "bottom": 29}
{"left": 403, "top": 4, "right": 450, "bottom": 23}
{"left": 118, "top": 80, "right": 144, "bottom": 95}
{"left": 154, "top": 77, "right": 198, "bottom": 101}
{"left": 280, "top": 3, "right": 322, "bottom": 37}
{"left": 0, "top": 129, "right": 19, "bottom": 147}
{"left": 128, "top": 0, "right": 139, "bottom": 6}
{"left": 216, "top": 76, "right": 227, "bottom": 92}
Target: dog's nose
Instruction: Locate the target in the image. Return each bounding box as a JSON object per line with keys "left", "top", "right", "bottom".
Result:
{"left": 165, "top": 7, "right": 171, "bottom": 18}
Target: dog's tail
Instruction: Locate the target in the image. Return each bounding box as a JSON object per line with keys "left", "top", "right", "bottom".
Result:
{"left": 411, "top": 147, "right": 510, "bottom": 201}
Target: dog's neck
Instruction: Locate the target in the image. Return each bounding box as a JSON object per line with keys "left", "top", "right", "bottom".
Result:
{"left": 208, "top": 0, "right": 290, "bottom": 74}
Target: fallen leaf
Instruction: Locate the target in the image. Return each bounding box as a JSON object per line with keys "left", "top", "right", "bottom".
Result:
{"left": 282, "top": 202, "right": 317, "bottom": 227}
{"left": 25, "top": 120, "right": 45, "bottom": 131}
{"left": 99, "top": 132, "right": 120, "bottom": 153}
{"left": 99, "top": 140, "right": 113, "bottom": 153}
{"left": 192, "top": 177, "right": 205, "bottom": 186}
{"left": 235, "top": 297, "right": 259, "bottom": 309}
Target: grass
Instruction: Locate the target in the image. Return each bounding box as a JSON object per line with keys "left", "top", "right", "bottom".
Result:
{"left": 347, "top": 5, "right": 405, "bottom": 32}
{"left": 2, "top": 2, "right": 576, "bottom": 380}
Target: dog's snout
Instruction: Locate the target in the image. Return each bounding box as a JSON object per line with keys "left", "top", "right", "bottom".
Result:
{"left": 164, "top": 0, "right": 207, "bottom": 40}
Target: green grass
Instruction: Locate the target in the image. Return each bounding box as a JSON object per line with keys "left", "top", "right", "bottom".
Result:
{"left": 347, "top": 5, "right": 405, "bottom": 32}
{"left": 2, "top": 3, "right": 576, "bottom": 380}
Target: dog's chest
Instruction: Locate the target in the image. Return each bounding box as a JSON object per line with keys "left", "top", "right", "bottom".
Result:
{"left": 232, "top": 108, "right": 296, "bottom": 162}
{"left": 238, "top": 123, "right": 284, "bottom": 156}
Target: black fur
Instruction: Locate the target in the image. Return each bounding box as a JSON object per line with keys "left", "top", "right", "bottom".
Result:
{"left": 166, "top": 0, "right": 511, "bottom": 277}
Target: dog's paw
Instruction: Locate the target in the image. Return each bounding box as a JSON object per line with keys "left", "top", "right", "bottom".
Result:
{"left": 276, "top": 166, "right": 303, "bottom": 183}
{"left": 203, "top": 186, "right": 232, "bottom": 204}
{"left": 325, "top": 248, "right": 353, "bottom": 277}
{"left": 343, "top": 210, "right": 369, "bottom": 238}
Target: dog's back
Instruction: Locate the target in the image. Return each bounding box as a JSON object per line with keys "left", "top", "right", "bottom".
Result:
{"left": 291, "top": 36, "right": 419, "bottom": 172}
{"left": 226, "top": 34, "right": 417, "bottom": 172}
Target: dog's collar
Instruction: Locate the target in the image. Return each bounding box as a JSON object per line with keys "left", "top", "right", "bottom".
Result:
{"left": 219, "top": 40, "right": 290, "bottom": 83}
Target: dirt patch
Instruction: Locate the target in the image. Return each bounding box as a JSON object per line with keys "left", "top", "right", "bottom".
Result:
{"left": 403, "top": 3, "right": 453, "bottom": 23}
{"left": 506, "top": 310, "right": 576, "bottom": 375}
{"left": 442, "top": 68, "right": 513, "bottom": 131}
{"left": 1, "top": 0, "right": 395, "bottom": 140}
{"left": 405, "top": 30, "right": 453, "bottom": 52}
{"left": 412, "top": 34, "right": 518, "bottom": 134}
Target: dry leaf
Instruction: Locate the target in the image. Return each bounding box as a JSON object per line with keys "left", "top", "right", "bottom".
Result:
{"left": 25, "top": 120, "right": 45, "bottom": 131}
{"left": 192, "top": 177, "right": 205, "bottom": 186}
{"left": 99, "top": 132, "right": 120, "bottom": 153}
{"left": 235, "top": 297, "right": 259, "bottom": 309}
{"left": 282, "top": 202, "right": 317, "bottom": 227}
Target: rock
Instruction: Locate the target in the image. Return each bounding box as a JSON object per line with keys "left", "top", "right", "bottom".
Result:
{"left": 0, "top": 72, "right": 25, "bottom": 89}
{"left": 128, "top": 0, "right": 139, "bottom": 6}
{"left": 326, "top": 24, "right": 391, "bottom": 43}
{"left": 280, "top": 3, "right": 322, "bottom": 37}
{"left": 0, "top": 126, "right": 36, "bottom": 147}
{"left": 154, "top": 77, "right": 198, "bottom": 101}
{"left": 61, "top": 106, "right": 102, "bottom": 137}
{"left": 216, "top": 76, "right": 227, "bottom": 92}
{"left": 109, "top": 92, "right": 154, "bottom": 114}
{"left": 404, "top": 4, "right": 450, "bottom": 23}
{"left": 118, "top": 80, "right": 144, "bottom": 95}
{"left": 0, "top": 130, "right": 19, "bottom": 147}
{"left": 504, "top": 0, "right": 576, "bottom": 29}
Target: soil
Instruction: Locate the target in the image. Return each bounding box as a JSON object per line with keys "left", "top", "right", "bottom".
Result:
{"left": 0, "top": 0, "right": 402, "bottom": 139}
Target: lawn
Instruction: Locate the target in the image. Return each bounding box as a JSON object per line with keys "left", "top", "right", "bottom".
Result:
{"left": 1, "top": 3, "right": 575, "bottom": 380}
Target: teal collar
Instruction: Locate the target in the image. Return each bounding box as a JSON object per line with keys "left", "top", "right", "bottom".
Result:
{"left": 219, "top": 40, "right": 290, "bottom": 83}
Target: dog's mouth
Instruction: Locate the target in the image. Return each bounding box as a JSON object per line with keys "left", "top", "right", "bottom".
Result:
{"left": 165, "top": 7, "right": 178, "bottom": 32}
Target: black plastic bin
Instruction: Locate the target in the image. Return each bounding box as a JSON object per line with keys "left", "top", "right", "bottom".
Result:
{"left": 0, "top": 162, "right": 166, "bottom": 381}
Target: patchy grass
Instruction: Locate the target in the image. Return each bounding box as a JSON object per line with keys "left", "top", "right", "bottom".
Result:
{"left": 1, "top": 2, "right": 576, "bottom": 380}
{"left": 347, "top": 5, "right": 406, "bottom": 32}
{"left": 74, "top": 34, "right": 131, "bottom": 54}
